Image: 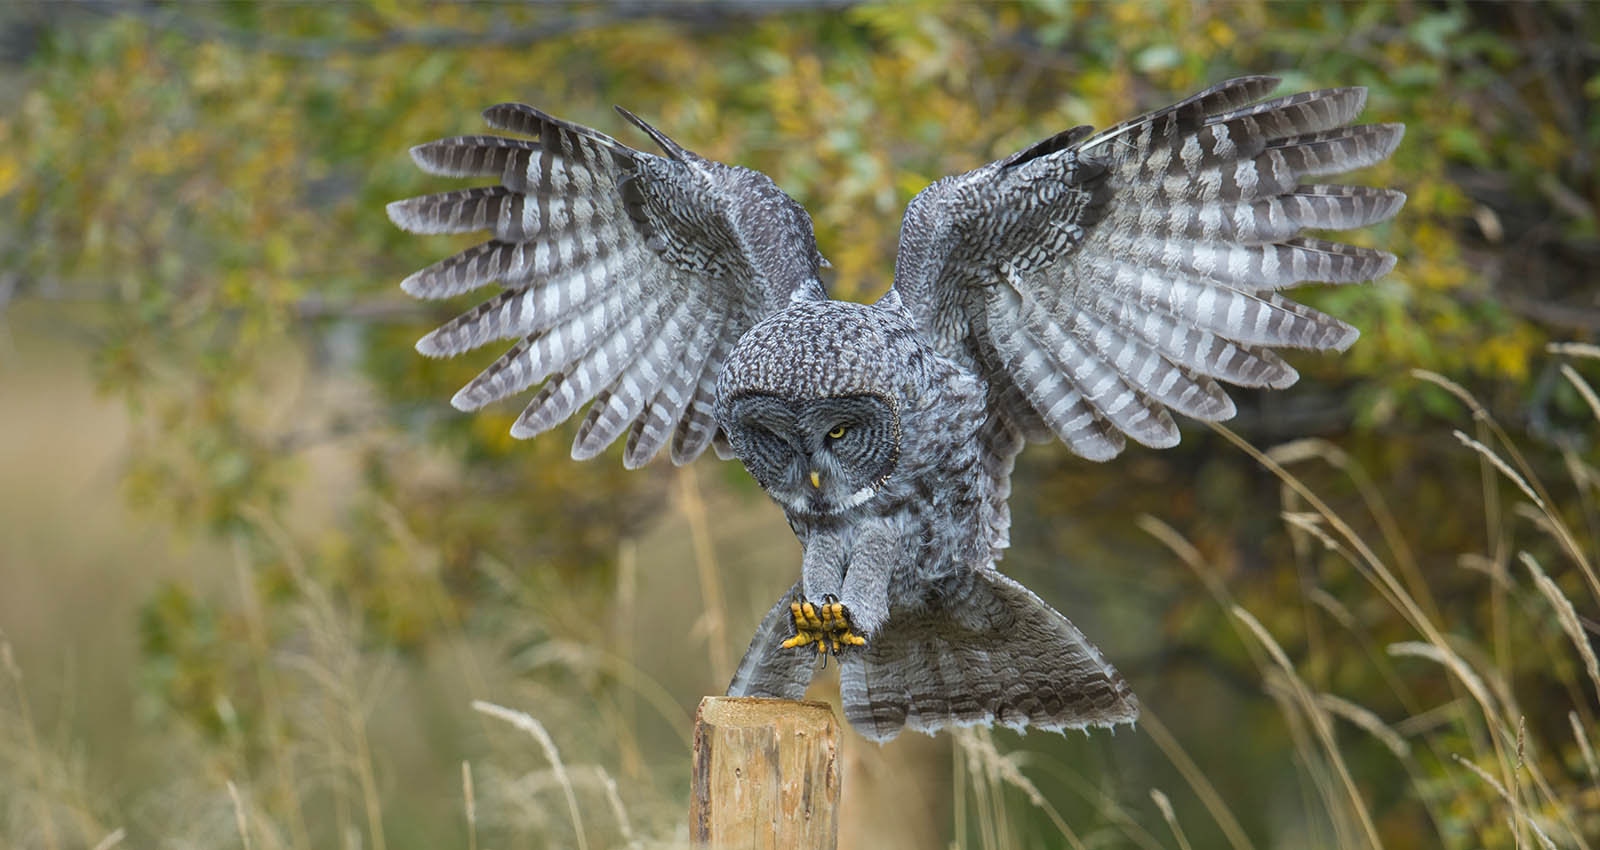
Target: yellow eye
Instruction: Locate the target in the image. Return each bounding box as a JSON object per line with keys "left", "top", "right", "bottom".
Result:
{"left": 827, "top": 425, "right": 847, "bottom": 439}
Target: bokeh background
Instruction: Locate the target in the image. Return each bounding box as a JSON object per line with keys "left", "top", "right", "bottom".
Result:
{"left": 2, "top": 1, "right": 1598, "bottom": 848}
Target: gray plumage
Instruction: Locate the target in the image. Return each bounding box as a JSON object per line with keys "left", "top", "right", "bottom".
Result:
{"left": 387, "top": 77, "right": 1404, "bottom": 741}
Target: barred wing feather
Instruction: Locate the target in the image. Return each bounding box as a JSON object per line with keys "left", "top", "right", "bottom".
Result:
{"left": 388, "top": 104, "right": 826, "bottom": 468}
{"left": 890, "top": 76, "right": 1404, "bottom": 467}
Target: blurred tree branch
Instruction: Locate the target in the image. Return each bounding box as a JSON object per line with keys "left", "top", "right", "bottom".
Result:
{"left": 1462, "top": 288, "right": 1600, "bottom": 334}
{"left": 291, "top": 295, "right": 425, "bottom": 324}
{"left": 69, "top": 0, "right": 860, "bottom": 58}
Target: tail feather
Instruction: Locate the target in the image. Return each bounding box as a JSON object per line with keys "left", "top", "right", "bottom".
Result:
{"left": 840, "top": 570, "right": 1137, "bottom": 742}
{"left": 727, "top": 581, "right": 818, "bottom": 701}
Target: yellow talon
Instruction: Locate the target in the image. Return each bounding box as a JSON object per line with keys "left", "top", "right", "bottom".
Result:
{"left": 778, "top": 596, "right": 868, "bottom": 654}
{"left": 782, "top": 602, "right": 823, "bottom": 649}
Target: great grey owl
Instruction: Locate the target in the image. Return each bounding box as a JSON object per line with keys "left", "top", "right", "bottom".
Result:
{"left": 386, "top": 77, "right": 1403, "bottom": 741}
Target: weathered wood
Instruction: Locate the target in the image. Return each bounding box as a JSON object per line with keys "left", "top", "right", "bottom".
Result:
{"left": 690, "top": 696, "right": 840, "bottom": 849}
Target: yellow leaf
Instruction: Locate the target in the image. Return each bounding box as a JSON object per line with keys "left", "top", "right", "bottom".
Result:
{"left": 1207, "top": 18, "right": 1236, "bottom": 48}
{"left": 0, "top": 151, "right": 17, "bottom": 198}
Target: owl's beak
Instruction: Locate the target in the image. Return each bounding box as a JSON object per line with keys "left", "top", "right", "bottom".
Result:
{"left": 808, "top": 470, "right": 821, "bottom": 489}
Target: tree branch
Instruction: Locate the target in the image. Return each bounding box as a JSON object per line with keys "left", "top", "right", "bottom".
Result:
{"left": 72, "top": 0, "right": 860, "bottom": 58}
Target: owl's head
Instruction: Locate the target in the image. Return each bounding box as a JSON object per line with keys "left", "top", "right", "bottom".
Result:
{"left": 716, "top": 301, "right": 927, "bottom": 517}
{"left": 721, "top": 392, "right": 901, "bottom": 516}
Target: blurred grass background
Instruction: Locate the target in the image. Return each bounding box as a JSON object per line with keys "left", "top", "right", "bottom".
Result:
{"left": 2, "top": 1, "right": 1598, "bottom": 847}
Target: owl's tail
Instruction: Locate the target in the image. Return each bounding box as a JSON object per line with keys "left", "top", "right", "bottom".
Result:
{"left": 838, "top": 569, "right": 1138, "bottom": 742}
{"left": 726, "top": 580, "right": 820, "bottom": 701}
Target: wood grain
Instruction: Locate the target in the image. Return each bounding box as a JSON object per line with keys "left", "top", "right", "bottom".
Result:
{"left": 690, "top": 696, "right": 840, "bottom": 849}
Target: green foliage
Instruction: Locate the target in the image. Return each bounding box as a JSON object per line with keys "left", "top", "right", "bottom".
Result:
{"left": 3, "top": 1, "right": 1598, "bottom": 848}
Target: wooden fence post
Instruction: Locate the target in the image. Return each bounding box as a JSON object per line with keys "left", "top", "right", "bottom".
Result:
{"left": 690, "top": 696, "right": 841, "bottom": 849}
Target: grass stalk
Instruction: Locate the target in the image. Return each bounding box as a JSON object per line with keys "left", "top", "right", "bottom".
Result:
{"left": 1416, "top": 370, "right": 1600, "bottom": 607}
{"left": 677, "top": 467, "right": 731, "bottom": 687}
{"left": 230, "top": 534, "right": 313, "bottom": 850}
{"left": 1149, "top": 789, "right": 1195, "bottom": 850}
{"left": 1135, "top": 708, "right": 1257, "bottom": 850}
{"left": 954, "top": 729, "right": 1088, "bottom": 850}
{"left": 472, "top": 700, "right": 590, "bottom": 850}
{"left": 227, "top": 780, "right": 254, "bottom": 850}
{"left": 1234, "top": 607, "right": 1384, "bottom": 850}
{"left": 1267, "top": 438, "right": 1436, "bottom": 621}
{"left": 590, "top": 765, "right": 637, "bottom": 849}
{"left": 1209, "top": 422, "right": 1521, "bottom": 796}
{"left": 2, "top": 634, "right": 62, "bottom": 850}
{"left": 614, "top": 538, "right": 642, "bottom": 780}
{"left": 1450, "top": 753, "right": 1558, "bottom": 850}
{"left": 462, "top": 761, "right": 477, "bottom": 850}
{"left": 1569, "top": 711, "right": 1600, "bottom": 786}
{"left": 1519, "top": 551, "right": 1600, "bottom": 705}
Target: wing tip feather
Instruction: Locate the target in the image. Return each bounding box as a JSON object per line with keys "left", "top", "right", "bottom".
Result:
{"left": 1213, "top": 393, "right": 1240, "bottom": 421}
{"left": 1345, "top": 85, "right": 1369, "bottom": 118}
{"left": 1370, "top": 189, "right": 1408, "bottom": 227}
{"left": 449, "top": 386, "right": 482, "bottom": 412}
{"left": 1141, "top": 429, "right": 1182, "bottom": 450}
{"left": 508, "top": 416, "right": 539, "bottom": 440}
{"left": 414, "top": 332, "right": 450, "bottom": 359}
{"left": 1222, "top": 74, "right": 1282, "bottom": 98}
{"left": 1267, "top": 364, "right": 1300, "bottom": 391}
{"left": 399, "top": 270, "right": 432, "bottom": 298}
{"left": 669, "top": 434, "right": 711, "bottom": 466}
{"left": 621, "top": 449, "right": 654, "bottom": 470}
{"left": 1331, "top": 323, "right": 1361, "bottom": 352}
{"left": 481, "top": 102, "right": 534, "bottom": 134}
{"left": 386, "top": 198, "right": 422, "bottom": 232}
{"left": 1370, "top": 122, "right": 1406, "bottom": 160}
{"left": 407, "top": 143, "right": 435, "bottom": 172}
{"left": 1373, "top": 250, "right": 1398, "bottom": 280}
{"left": 615, "top": 105, "right": 691, "bottom": 161}
{"left": 1073, "top": 441, "right": 1122, "bottom": 463}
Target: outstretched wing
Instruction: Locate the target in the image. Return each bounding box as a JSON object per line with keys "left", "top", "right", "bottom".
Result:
{"left": 388, "top": 104, "right": 826, "bottom": 468}
{"left": 891, "top": 76, "right": 1403, "bottom": 463}
{"left": 889, "top": 77, "right": 1402, "bottom": 555}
